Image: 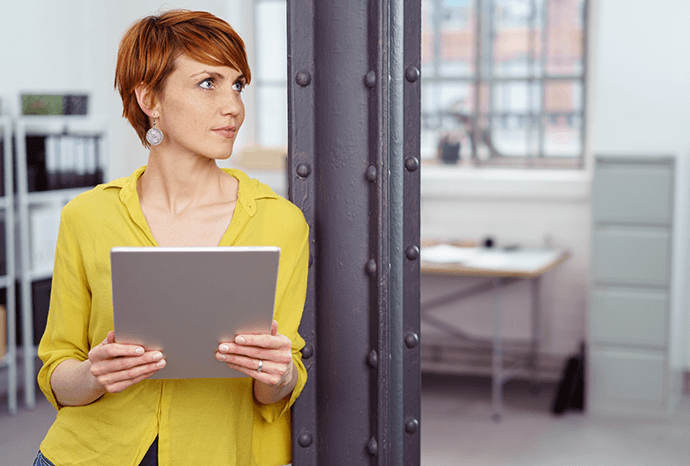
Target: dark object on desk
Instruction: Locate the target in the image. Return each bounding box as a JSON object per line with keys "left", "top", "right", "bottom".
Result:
{"left": 552, "top": 342, "right": 585, "bottom": 415}
{"left": 483, "top": 237, "right": 494, "bottom": 248}
{"left": 439, "top": 135, "right": 460, "bottom": 164}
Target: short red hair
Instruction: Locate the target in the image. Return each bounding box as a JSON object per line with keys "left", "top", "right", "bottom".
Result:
{"left": 115, "top": 10, "right": 251, "bottom": 147}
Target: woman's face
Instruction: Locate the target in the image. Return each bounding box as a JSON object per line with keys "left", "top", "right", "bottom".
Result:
{"left": 153, "top": 53, "right": 246, "bottom": 160}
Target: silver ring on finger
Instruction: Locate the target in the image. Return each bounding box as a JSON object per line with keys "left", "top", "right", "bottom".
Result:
{"left": 256, "top": 359, "right": 263, "bottom": 373}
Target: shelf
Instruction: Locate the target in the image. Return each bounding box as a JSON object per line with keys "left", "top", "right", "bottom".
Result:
{"left": 29, "top": 267, "right": 54, "bottom": 282}
{"left": 20, "top": 187, "right": 92, "bottom": 207}
{"left": 17, "top": 115, "right": 108, "bottom": 137}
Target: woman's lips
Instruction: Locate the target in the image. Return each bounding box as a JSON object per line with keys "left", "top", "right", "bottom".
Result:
{"left": 213, "top": 126, "right": 236, "bottom": 138}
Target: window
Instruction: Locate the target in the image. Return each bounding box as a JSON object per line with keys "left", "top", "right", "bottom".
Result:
{"left": 421, "top": 0, "right": 587, "bottom": 168}
{"left": 252, "top": 0, "right": 288, "bottom": 149}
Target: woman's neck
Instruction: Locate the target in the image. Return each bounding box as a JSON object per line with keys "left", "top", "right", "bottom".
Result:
{"left": 137, "top": 147, "right": 237, "bottom": 217}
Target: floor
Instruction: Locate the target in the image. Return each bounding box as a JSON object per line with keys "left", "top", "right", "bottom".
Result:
{"left": 2, "top": 375, "right": 690, "bottom": 465}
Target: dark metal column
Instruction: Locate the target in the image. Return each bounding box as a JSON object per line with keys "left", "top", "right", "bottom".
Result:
{"left": 288, "top": 1, "right": 421, "bottom": 464}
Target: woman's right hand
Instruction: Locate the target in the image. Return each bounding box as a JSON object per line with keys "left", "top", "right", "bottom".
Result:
{"left": 88, "top": 331, "right": 166, "bottom": 393}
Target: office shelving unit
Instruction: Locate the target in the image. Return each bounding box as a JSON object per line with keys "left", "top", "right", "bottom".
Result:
{"left": 0, "top": 116, "right": 17, "bottom": 415}
{"left": 14, "top": 116, "right": 107, "bottom": 409}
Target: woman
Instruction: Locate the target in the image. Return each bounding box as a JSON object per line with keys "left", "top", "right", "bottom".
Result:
{"left": 34, "top": 10, "right": 308, "bottom": 466}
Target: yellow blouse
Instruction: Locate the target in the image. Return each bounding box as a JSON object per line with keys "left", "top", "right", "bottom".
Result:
{"left": 37, "top": 166, "right": 309, "bottom": 466}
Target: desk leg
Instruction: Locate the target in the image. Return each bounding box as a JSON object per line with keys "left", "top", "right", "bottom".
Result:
{"left": 530, "top": 276, "right": 541, "bottom": 392}
{"left": 492, "top": 277, "right": 503, "bottom": 422}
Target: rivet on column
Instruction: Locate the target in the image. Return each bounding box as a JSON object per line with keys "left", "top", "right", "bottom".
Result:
{"left": 366, "top": 165, "right": 377, "bottom": 182}
{"left": 405, "top": 245, "right": 420, "bottom": 260}
{"left": 405, "top": 156, "right": 420, "bottom": 172}
{"left": 298, "top": 432, "right": 313, "bottom": 448}
{"left": 295, "top": 71, "right": 312, "bottom": 87}
{"left": 366, "top": 259, "right": 377, "bottom": 276}
{"left": 367, "top": 437, "right": 378, "bottom": 456}
{"left": 405, "top": 417, "right": 419, "bottom": 434}
{"left": 364, "top": 70, "right": 376, "bottom": 88}
{"left": 405, "top": 66, "right": 420, "bottom": 83}
{"left": 367, "top": 350, "right": 378, "bottom": 368}
{"left": 296, "top": 162, "right": 311, "bottom": 178}
{"left": 405, "top": 332, "right": 419, "bottom": 349}
{"left": 301, "top": 343, "right": 314, "bottom": 359}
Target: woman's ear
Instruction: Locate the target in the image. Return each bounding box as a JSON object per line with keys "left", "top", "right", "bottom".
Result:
{"left": 134, "top": 84, "right": 159, "bottom": 118}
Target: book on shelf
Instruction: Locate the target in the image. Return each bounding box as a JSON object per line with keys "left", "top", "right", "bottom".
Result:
{"left": 15, "top": 279, "right": 52, "bottom": 347}
{"left": 24, "top": 134, "right": 103, "bottom": 192}
{"left": 29, "top": 205, "right": 60, "bottom": 273}
{"left": 0, "top": 305, "right": 5, "bottom": 358}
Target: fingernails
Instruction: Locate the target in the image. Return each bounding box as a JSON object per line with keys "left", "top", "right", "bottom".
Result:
{"left": 135, "top": 347, "right": 144, "bottom": 355}
{"left": 156, "top": 360, "right": 166, "bottom": 368}
{"left": 235, "top": 336, "right": 245, "bottom": 344}
{"left": 219, "top": 344, "right": 230, "bottom": 352}
{"left": 217, "top": 354, "right": 226, "bottom": 361}
{"left": 152, "top": 352, "right": 163, "bottom": 361}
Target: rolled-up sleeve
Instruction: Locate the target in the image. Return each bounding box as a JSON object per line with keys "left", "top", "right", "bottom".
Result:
{"left": 37, "top": 203, "right": 93, "bottom": 411}
{"left": 254, "top": 221, "right": 309, "bottom": 423}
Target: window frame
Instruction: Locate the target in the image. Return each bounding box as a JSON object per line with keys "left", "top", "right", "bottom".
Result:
{"left": 421, "top": 0, "right": 589, "bottom": 169}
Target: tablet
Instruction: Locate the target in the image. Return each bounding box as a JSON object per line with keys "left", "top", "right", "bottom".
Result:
{"left": 110, "top": 246, "right": 280, "bottom": 379}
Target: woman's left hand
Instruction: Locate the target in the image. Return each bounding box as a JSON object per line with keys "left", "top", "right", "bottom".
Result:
{"left": 216, "top": 320, "right": 295, "bottom": 389}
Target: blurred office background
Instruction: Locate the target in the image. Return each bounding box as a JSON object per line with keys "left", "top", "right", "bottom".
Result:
{"left": 2, "top": 0, "right": 690, "bottom": 464}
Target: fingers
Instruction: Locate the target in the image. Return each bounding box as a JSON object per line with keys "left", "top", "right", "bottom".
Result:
{"left": 217, "top": 338, "right": 292, "bottom": 363}
{"left": 106, "top": 331, "right": 116, "bottom": 345}
{"left": 89, "top": 342, "right": 166, "bottom": 394}
{"left": 92, "top": 354, "right": 166, "bottom": 393}
{"left": 90, "top": 342, "right": 146, "bottom": 363}
{"left": 91, "top": 350, "right": 164, "bottom": 376}
{"left": 97, "top": 359, "right": 166, "bottom": 393}
{"left": 271, "top": 319, "right": 278, "bottom": 336}
{"left": 218, "top": 353, "right": 291, "bottom": 386}
{"left": 231, "top": 333, "right": 290, "bottom": 351}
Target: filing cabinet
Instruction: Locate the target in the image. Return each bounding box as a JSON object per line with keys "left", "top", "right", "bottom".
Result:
{"left": 589, "top": 155, "right": 690, "bottom": 416}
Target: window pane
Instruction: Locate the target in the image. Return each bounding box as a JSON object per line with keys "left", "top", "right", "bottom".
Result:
{"left": 421, "top": 0, "right": 436, "bottom": 78}
{"left": 491, "top": 114, "right": 539, "bottom": 157}
{"left": 544, "top": 113, "right": 582, "bottom": 156}
{"left": 439, "top": 0, "right": 477, "bottom": 78}
{"left": 492, "top": 0, "right": 544, "bottom": 78}
{"left": 255, "top": 1, "right": 287, "bottom": 82}
{"left": 257, "top": 85, "right": 287, "bottom": 147}
{"left": 544, "top": 80, "right": 582, "bottom": 113}
{"left": 492, "top": 81, "right": 541, "bottom": 114}
{"left": 546, "top": 0, "right": 584, "bottom": 75}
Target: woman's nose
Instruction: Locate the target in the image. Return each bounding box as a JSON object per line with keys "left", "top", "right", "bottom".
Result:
{"left": 221, "top": 92, "right": 243, "bottom": 116}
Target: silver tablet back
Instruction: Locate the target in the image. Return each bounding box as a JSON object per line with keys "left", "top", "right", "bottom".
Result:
{"left": 111, "top": 246, "right": 280, "bottom": 379}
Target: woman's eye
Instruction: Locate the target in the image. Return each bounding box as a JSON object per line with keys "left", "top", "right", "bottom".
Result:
{"left": 232, "top": 81, "right": 245, "bottom": 92}
{"left": 199, "top": 78, "right": 214, "bottom": 90}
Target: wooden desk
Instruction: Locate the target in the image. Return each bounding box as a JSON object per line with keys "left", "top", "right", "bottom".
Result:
{"left": 420, "top": 243, "right": 570, "bottom": 421}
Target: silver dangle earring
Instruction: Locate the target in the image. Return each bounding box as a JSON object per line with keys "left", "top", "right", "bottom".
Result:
{"left": 146, "top": 118, "right": 164, "bottom": 146}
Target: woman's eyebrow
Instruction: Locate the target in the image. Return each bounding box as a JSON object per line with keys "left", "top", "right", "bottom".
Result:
{"left": 190, "top": 70, "right": 226, "bottom": 80}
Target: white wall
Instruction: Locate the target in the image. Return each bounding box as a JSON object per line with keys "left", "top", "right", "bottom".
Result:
{"left": 421, "top": 0, "right": 690, "bottom": 366}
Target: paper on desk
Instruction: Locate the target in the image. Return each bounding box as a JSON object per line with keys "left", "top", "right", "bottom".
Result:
{"left": 420, "top": 244, "right": 479, "bottom": 263}
{"left": 466, "top": 249, "right": 562, "bottom": 272}
{"left": 463, "top": 251, "right": 510, "bottom": 269}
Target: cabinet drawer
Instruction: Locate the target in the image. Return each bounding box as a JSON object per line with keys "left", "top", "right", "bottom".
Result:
{"left": 591, "top": 228, "right": 670, "bottom": 287}
{"left": 592, "top": 161, "right": 673, "bottom": 225}
{"left": 590, "top": 288, "right": 668, "bottom": 347}
{"left": 589, "top": 348, "right": 667, "bottom": 412}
